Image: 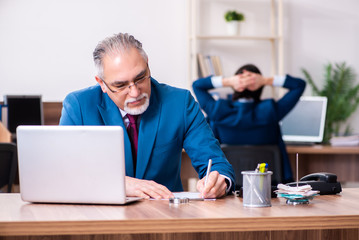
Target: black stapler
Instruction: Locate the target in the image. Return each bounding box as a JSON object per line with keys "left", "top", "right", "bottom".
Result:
{"left": 287, "top": 172, "right": 342, "bottom": 195}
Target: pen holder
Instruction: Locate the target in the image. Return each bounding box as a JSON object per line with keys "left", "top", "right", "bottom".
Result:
{"left": 241, "top": 171, "right": 272, "bottom": 207}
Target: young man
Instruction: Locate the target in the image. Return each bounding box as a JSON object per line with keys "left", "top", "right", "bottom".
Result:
{"left": 60, "top": 33, "right": 235, "bottom": 199}
{"left": 192, "top": 64, "right": 306, "bottom": 183}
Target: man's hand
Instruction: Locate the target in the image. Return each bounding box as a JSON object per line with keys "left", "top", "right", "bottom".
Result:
{"left": 125, "top": 176, "right": 174, "bottom": 199}
{"left": 197, "top": 171, "right": 227, "bottom": 198}
{"left": 239, "top": 70, "right": 265, "bottom": 91}
{"left": 222, "top": 75, "right": 255, "bottom": 92}
{"left": 239, "top": 70, "right": 274, "bottom": 91}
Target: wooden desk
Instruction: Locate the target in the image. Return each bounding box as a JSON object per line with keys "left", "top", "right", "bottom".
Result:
{"left": 287, "top": 145, "right": 359, "bottom": 182}
{"left": 181, "top": 145, "right": 359, "bottom": 189}
{"left": 1, "top": 189, "right": 359, "bottom": 240}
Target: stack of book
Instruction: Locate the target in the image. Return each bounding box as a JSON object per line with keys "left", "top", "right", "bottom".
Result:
{"left": 197, "top": 53, "right": 223, "bottom": 78}
{"left": 330, "top": 135, "right": 359, "bottom": 146}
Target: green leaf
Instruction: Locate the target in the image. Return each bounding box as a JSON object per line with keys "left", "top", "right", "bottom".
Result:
{"left": 301, "top": 62, "right": 359, "bottom": 143}
{"left": 301, "top": 68, "right": 320, "bottom": 95}
{"left": 224, "top": 10, "right": 245, "bottom": 22}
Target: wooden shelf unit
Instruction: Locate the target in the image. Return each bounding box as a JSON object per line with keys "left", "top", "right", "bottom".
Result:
{"left": 187, "top": 0, "right": 284, "bottom": 88}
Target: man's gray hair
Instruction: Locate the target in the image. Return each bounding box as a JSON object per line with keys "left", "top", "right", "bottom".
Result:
{"left": 93, "top": 33, "right": 148, "bottom": 79}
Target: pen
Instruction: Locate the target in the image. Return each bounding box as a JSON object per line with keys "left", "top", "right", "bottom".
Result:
{"left": 259, "top": 163, "right": 268, "bottom": 173}
{"left": 257, "top": 163, "right": 268, "bottom": 193}
{"left": 204, "top": 159, "right": 212, "bottom": 188}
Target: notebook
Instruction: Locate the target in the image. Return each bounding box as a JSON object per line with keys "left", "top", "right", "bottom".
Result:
{"left": 280, "top": 96, "right": 328, "bottom": 145}
{"left": 16, "top": 125, "right": 141, "bottom": 205}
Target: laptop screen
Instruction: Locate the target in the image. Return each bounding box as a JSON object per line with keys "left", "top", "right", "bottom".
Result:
{"left": 16, "top": 125, "right": 134, "bottom": 204}
{"left": 280, "top": 96, "right": 327, "bottom": 143}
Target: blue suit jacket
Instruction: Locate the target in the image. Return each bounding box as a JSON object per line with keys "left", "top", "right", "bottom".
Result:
{"left": 192, "top": 75, "right": 306, "bottom": 182}
{"left": 60, "top": 78, "right": 235, "bottom": 192}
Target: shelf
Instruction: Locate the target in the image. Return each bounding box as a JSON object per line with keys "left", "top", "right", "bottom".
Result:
{"left": 187, "top": 0, "right": 284, "bottom": 87}
{"left": 192, "top": 35, "right": 280, "bottom": 41}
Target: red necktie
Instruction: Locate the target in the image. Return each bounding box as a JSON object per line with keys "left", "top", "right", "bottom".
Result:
{"left": 126, "top": 114, "right": 139, "bottom": 170}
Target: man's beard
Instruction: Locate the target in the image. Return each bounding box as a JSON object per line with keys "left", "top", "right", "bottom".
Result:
{"left": 124, "top": 93, "right": 149, "bottom": 115}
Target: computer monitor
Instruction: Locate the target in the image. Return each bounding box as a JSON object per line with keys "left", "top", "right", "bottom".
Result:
{"left": 3, "top": 95, "right": 44, "bottom": 134}
{"left": 280, "top": 96, "right": 327, "bottom": 144}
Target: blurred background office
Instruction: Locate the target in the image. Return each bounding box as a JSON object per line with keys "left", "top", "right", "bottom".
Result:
{"left": 1, "top": 0, "right": 359, "bottom": 192}
{"left": 0, "top": 0, "right": 358, "bottom": 135}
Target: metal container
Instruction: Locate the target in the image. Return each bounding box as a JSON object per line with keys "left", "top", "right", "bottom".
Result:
{"left": 241, "top": 171, "right": 272, "bottom": 207}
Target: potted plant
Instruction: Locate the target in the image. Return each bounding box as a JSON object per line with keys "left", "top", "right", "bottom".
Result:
{"left": 224, "top": 10, "right": 245, "bottom": 35}
{"left": 302, "top": 62, "right": 359, "bottom": 144}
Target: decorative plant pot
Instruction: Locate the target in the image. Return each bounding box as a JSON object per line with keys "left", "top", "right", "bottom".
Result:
{"left": 226, "top": 21, "right": 240, "bottom": 35}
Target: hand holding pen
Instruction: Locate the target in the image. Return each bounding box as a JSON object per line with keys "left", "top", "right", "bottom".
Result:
{"left": 197, "top": 159, "right": 227, "bottom": 198}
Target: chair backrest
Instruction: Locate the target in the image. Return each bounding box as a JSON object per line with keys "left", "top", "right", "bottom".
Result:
{"left": 221, "top": 145, "right": 282, "bottom": 190}
{"left": 0, "top": 143, "right": 18, "bottom": 193}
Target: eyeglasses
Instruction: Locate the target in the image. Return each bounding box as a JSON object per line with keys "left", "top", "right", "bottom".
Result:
{"left": 101, "top": 65, "right": 150, "bottom": 93}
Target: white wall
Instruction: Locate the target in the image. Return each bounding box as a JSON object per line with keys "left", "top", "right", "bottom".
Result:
{"left": 0, "top": 0, "right": 187, "bottom": 101}
{"left": 285, "top": 0, "right": 359, "bottom": 134}
{"left": 1, "top": 0, "right": 358, "bottom": 134}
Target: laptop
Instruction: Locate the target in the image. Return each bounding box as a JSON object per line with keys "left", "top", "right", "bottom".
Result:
{"left": 16, "top": 125, "right": 141, "bottom": 205}
{"left": 280, "top": 96, "right": 328, "bottom": 145}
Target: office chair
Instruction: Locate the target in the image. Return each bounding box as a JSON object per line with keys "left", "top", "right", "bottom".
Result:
{"left": 0, "top": 143, "right": 18, "bottom": 193}
{"left": 221, "top": 145, "right": 282, "bottom": 190}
